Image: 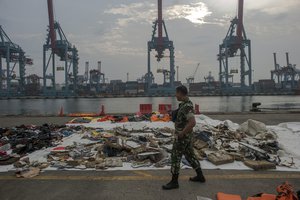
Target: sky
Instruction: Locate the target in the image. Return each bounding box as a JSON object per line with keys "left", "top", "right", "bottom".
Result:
{"left": 0, "top": 0, "right": 299, "bottom": 84}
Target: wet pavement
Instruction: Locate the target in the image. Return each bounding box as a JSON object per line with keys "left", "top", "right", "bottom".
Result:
{"left": 0, "top": 169, "right": 299, "bottom": 200}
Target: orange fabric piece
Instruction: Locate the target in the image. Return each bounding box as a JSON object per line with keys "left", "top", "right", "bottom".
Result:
{"left": 276, "top": 182, "right": 298, "bottom": 200}
{"left": 247, "top": 182, "right": 298, "bottom": 200}
{"left": 217, "top": 192, "right": 242, "bottom": 200}
{"left": 150, "top": 114, "right": 171, "bottom": 122}
{"left": 261, "top": 194, "right": 276, "bottom": 200}
{"left": 97, "top": 116, "right": 115, "bottom": 122}
{"left": 247, "top": 197, "right": 261, "bottom": 200}
{"left": 247, "top": 194, "right": 276, "bottom": 200}
{"left": 119, "top": 116, "right": 129, "bottom": 123}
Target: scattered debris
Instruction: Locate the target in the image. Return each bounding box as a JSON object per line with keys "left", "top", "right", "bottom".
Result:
{"left": 238, "top": 119, "right": 268, "bottom": 137}
{"left": 0, "top": 115, "right": 298, "bottom": 172}
{"left": 207, "top": 152, "right": 234, "bottom": 165}
{"left": 16, "top": 167, "right": 40, "bottom": 178}
{"left": 244, "top": 160, "right": 276, "bottom": 170}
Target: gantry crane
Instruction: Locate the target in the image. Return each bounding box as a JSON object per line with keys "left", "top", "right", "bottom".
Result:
{"left": 186, "top": 63, "right": 200, "bottom": 84}
{"left": 157, "top": 68, "right": 170, "bottom": 85}
{"left": 271, "top": 52, "right": 300, "bottom": 90}
{"left": 43, "top": 0, "right": 79, "bottom": 96}
{"left": 146, "top": 0, "right": 175, "bottom": 93}
{"left": 218, "top": 0, "right": 252, "bottom": 90}
{"left": 0, "top": 26, "right": 33, "bottom": 97}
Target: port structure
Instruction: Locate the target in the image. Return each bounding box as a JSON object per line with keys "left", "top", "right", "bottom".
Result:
{"left": 218, "top": 0, "right": 252, "bottom": 91}
{"left": 43, "top": 0, "right": 79, "bottom": 96}
{"left": 157, "top": 68, "right": 170, "bottom": 85}
{"left": 271, "top": 52, "right": 300, "bottom": 90}
{"left": 146, "top": 0, "right": 175, "bottom": 94}
{"left": 186, "top": 63, "right": 200, "bottom": 84}
{"left": 0, "top": 26, "right": 33, "bottom": 97}
{"left": 89, "top": 61, "right": 105, "bottom": 93}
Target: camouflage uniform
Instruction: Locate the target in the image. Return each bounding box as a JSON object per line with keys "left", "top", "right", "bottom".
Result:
{"left": 171, "top": 98, "right": 201, "bottom": 175}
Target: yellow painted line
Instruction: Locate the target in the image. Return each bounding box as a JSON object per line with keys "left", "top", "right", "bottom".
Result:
{"left": 206, "top": 174, "right": 300, "bottom": 180}
{"left": 0, "top": 173, "right": 299, "bottom": 181}
{"left": 133, "top": 171, "right": 153, "bottom": 177}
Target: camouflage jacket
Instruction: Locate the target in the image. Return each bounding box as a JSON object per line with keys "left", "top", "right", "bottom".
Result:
{"left": 175, "top": 98, "right": 194, "bottom": 132}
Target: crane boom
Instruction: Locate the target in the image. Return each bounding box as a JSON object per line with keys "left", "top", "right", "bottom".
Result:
{"left": 236, "top": 0, "right": 244, "bottom": 44}
{"left": 157, "top": 0, "right": 163, "bottom": 47}
{"left": 47, "top": 0, "right": 56, "bottom": 50}
{"left": 193, "top": 63, "right": 200, "bottom": 78}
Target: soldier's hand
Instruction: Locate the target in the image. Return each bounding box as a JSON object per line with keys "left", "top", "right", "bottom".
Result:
{"left": 177, "top": 131, "right": 185, "bottom": 139}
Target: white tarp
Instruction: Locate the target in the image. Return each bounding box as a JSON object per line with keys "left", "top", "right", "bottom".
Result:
{"left": 1, "top": 115, "right": 300, "bottom": 172}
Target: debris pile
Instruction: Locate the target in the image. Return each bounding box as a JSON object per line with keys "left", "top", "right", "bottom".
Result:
{"left": 193, "top": 119, "right": 295, "bottom": 170}
{"left": 0, "top": 115, "right": 299, "bottom": 175}
{"left": 45, "top": 126, "right": 173, "bottom": 170}
{"left": 0, "top": 124, "right": 80, "bottom": 176}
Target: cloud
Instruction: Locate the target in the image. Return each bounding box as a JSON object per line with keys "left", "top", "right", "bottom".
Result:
{"left": 100, "top": 1, "right": 214, "bottom": 56}
{"left": 245, "top": 0, "right": 300, "bottom": 15}
{"left": 105, "top": 1, "right": 213, "bottom": 25}
{"left": 167, "top": 2, "right": 212, "bottom": 24}
{"left": 12, "top": 33, "right": 43, "bottom": 40}
{"left": 104, "top": 2, "right": 156, "bottom": 26}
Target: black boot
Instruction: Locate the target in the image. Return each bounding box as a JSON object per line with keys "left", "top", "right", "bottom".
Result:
{"left": 190, "top": 168, "right": 206, "bottom": 182}
{"left": 162, "top": 174, "right": 179, "bottom": 190}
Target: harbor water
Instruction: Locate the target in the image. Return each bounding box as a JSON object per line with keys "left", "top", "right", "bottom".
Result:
{"left": 0, "top": 95, "right": 299, "bottom": 116}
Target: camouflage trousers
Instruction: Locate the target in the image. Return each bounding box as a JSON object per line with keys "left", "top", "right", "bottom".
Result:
{"left": 171, "top": 134, "right": 201, "bottom": 175}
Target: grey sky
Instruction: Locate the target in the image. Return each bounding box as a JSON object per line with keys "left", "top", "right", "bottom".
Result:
{"left": 0, "top": 0, "right": 299, "bottom": 84}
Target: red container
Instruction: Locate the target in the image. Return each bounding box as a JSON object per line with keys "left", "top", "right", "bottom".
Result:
{"left": 158, "top": 104, "right": 172, "bottom": 114}
{"left": 140, "top": 104, "right": 152, "bottom": 114}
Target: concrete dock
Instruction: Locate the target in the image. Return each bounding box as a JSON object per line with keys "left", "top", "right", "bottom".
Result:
{"left": 0, "top": 112, "right": 299, "bottom": 127}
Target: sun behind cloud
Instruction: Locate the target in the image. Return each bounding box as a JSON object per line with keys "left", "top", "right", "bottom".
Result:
{"left": 167, "top": 2, "right": 212, "bottom": 25}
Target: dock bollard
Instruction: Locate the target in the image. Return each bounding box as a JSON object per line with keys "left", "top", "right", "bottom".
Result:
{"left": 250, "top": 102, "right": 261, "bottom": 112}
{"left": 195, "top": 104, "right": 200, "bottom": 115}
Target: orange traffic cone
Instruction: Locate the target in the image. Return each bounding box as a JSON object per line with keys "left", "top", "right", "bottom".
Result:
{"left": 99, "top": 105, "right": 105, "bottom": 116}
{"left": 59, "top": 106, "right": 64, "bottom": 117}
{"left": 195, "top": 104, "right": 200, "bottom": 115}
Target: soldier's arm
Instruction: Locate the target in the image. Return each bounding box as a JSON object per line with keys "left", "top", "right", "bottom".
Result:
{"left": 181, "top": 116, "right": 196, "bottom": 136}
{"left": 178, "top": 106, "right": 196, "bottom": 138}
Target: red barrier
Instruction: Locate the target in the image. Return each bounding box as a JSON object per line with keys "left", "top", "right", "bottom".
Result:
{"left": 195, "top": 104, "right": 200, "bottom": 114}
{"left": 158, "top": 104, "right": 172, "bottom": 114}
{"left": 140, "top": 104, "right": 152, "bottom": 114}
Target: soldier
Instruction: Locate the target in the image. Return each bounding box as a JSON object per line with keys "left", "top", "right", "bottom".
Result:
{"left": 162, "top": 85, "right": 206, "bottom": 190}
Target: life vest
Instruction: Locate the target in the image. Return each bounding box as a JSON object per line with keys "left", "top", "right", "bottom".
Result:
{"left": 247, "top": 182, "right": 298, "bottom": 200}
{"left": 150, "top": 114, "right": 171, "bottom": 122}
{"left": 276, "top": 182, "right": 298, "bottom": 200}
{"left": 217, "top": 192, "right": 242, "bottom": 200}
